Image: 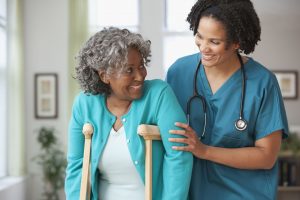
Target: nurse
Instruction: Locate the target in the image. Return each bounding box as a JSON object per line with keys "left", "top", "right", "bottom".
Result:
{"left": 166, "top": 0, "right": 289, "bottom": 200}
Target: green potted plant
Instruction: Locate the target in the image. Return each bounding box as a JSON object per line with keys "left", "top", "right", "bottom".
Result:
{"left": 33, "top": 127, "right": 67, "bottom": 200}
{"left": 280, "top": 132, "right": 300, "bottom": 156}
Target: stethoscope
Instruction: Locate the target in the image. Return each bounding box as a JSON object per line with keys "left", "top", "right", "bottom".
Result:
{"left": 186, "top": 53, "right": 247, "bottom": 139}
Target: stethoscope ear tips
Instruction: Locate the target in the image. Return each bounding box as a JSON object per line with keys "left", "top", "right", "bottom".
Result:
{"left": 235, "top": 118, "right": 247, "bottom": 131}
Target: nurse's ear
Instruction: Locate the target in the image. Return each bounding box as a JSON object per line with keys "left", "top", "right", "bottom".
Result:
{"left": 98, "top": 70, "right": 110, "bottom": 84}
{"left": 233, "top": 42, "right": 240, "bottom": 50}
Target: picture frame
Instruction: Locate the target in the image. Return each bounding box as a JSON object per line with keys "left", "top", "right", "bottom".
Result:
{"left": 273, "top": 70, "right": 298, "bottom": 100}
{"left": 35, "top": 73, "right": 58, "bottom": 119}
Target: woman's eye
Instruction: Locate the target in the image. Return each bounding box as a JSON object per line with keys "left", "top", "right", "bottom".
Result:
{"left": 125, "top": 67, "right": 133, "bottom": 73}
{"left": 139, "top": 65, "right": 145, "bottom": 69}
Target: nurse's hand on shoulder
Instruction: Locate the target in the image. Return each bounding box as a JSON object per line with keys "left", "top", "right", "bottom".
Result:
{"left": 169, "top": 122, "right": 207, "bottom": 159}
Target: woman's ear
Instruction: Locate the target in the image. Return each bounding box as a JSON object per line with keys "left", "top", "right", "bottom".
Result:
{"left": 98, "top": 71, "right": 109, "bottom": 84}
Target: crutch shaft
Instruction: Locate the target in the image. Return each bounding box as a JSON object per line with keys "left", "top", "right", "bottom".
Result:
{"left": 80, "top": 138, "right": 91, "bottom": 200}
{"left": 138, "top": 124, "right": 161, "bottom": 200}
{"left": 80, "top": 123, "right": 94, "bottom": 200}
{"left": 145, "top": 139, "right": 153, "bottom": 200}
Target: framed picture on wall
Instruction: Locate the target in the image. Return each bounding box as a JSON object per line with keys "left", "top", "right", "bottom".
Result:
{"left": 35, "top": 73, "right": 58, "bottom": 119}
{"left": 273, "top": 70, "right": 298, "bottom": 100}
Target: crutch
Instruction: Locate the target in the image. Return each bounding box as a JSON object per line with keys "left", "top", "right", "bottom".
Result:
{"left": 137, "top": 124, "right": 161, "bottom": 200}
{"left": 80, "top": 123, "right": 94, "bottom": 200}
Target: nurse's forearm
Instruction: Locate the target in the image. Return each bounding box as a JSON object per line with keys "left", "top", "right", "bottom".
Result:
{"left": 201, "top": 131, "right": 282, "bottom": 170}
{"left": 203, "top": 146, "right": 274, "bottom": 169}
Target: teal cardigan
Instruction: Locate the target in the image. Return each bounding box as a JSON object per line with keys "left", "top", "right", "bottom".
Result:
{"left": 65, "top": 79, "right": 193, "bottom": 200}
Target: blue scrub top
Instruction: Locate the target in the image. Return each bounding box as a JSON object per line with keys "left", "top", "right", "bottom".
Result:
{"left": 166, "top": 53, "right": 289, "bottom": 200}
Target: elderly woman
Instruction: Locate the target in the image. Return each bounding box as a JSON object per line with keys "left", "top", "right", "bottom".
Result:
{"left": 65, "top": 27, "right": 193, "bottom": 200}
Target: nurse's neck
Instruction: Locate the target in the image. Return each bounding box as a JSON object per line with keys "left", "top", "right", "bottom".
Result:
{"left": 204, "top": 54, "right": 245, "bottom": 94}
{"left": 204, "top": 54, "right": 244, "bottom": 78}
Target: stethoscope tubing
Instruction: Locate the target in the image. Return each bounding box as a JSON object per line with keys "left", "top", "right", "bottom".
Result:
{"left": 186, "top": 53, "right": 247, "bottom": 139}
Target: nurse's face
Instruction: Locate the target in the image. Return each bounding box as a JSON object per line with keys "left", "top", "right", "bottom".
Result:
{"left": 195, "top": 16, "right": 239, "bottom": 68}
{"left": 100, "top": 48, "right": 147, "bottom": 102}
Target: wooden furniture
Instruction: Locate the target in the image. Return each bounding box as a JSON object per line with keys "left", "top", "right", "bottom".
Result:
{"left": 277, "top": 151, "right": 300, "bottom": 200}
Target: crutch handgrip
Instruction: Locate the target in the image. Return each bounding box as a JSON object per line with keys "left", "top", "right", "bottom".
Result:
{"left": 82, "top": 123, "right": 94, "bottom": 139}
{"left": 80, "top": 123, "right": 94, "bottom": 200}
{"left": 138, "top": 124, "right": 161, "bottom": 140}
{"left": 138, "top": 124, "right": 161, "bottom": 200}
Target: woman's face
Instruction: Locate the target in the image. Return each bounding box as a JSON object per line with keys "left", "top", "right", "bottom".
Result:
{"left": 195, "top": 16, "right": 239, "bottom": 68}
{"left": 101, "top": 48, "right": 147, "bottom": 102}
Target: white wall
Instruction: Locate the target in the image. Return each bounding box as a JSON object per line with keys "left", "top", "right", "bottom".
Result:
{"left": 21, "top": 0, "right": 300, "bottom": 199}
{"left": 251, "top": 0, "right": 300, "bottom": 126}
{"left": 0, "top": 177, "right": 27, "bottom": 200}
{"left": 139, "top": 0, "right": 165, "bottom": 80}
{"left": 23, "top": 0, "right": 68, "bottom": 199}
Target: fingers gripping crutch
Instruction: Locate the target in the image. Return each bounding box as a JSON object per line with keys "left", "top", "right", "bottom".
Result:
{"left": 80, "top": 123, "right": 94, "bottom": 200}
{"left": 138, "top": 124, "right": 161, "bottom": 200}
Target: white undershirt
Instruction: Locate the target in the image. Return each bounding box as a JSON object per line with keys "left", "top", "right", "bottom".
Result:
{"left": 98, "top": 126, "right": 145, "bottom": 200}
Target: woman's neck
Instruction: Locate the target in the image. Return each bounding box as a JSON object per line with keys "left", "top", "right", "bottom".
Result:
{"left": 106, "top": 96, "right": 132, "bottom": 118}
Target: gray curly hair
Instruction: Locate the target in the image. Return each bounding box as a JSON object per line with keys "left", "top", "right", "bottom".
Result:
{"left": 75, "top": 27, "right": 151, "bottom": 95}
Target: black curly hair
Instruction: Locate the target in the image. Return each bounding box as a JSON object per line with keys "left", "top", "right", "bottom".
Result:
{"left": 187, "top": 0, "right": 261, "bottom": 54}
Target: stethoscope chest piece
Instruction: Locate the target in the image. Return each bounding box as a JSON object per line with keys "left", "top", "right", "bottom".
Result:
{"left": 235, "top": 118, "right": 247, "bottom": 131}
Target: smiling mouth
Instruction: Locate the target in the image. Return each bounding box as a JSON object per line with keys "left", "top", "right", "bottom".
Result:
{"left": 202, "top": 54, "right": 214, "bottom": 61}
{"left": 130, "top": 82, "right": 144, "bottom": 90}
{"left": 130, "top": 85, "right": 142, "bottom": 90}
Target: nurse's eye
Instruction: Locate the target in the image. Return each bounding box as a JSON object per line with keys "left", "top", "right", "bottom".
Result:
{"left": 195, "top": 34, "right": 202, "bottom": 41}
{"left": 211, "top": 40, "right": 220, "bottom": 45}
